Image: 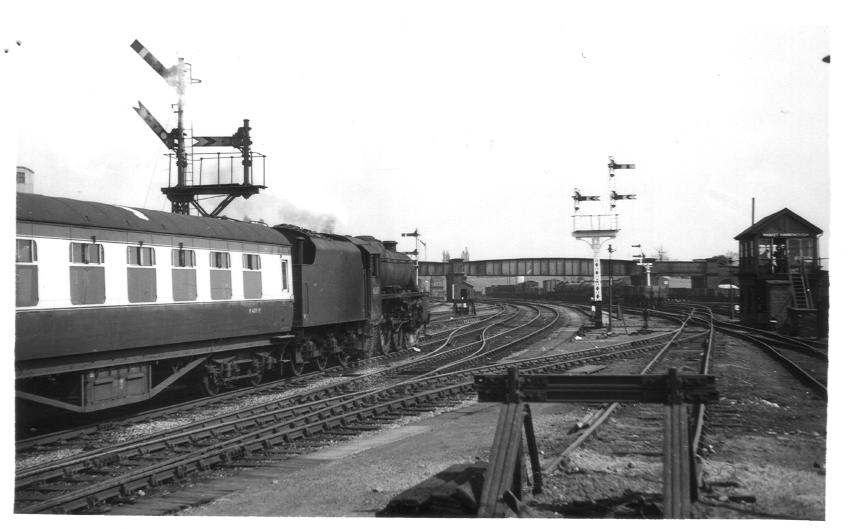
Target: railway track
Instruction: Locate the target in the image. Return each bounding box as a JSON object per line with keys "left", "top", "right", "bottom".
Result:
{"left": 660, "top": 304, "right": 827, "bottom": 400}
{"left": 523, "top": 303, "right": 826, "bottom": 518}
{"left": 15, "top": 301, "right": 579, "bottom": 513}
{"left": 16, "top": 302, "right": 691, "bottom": 514}
{"left": 539, "top": 310, "right": 707, "bottom": 470}
{"left": 17, "top": 304, "right": 510, "bottom": 452}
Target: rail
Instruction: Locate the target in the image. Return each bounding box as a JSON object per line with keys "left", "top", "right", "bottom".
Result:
{"left": 15, "top": 302, "right": 583, "bottom": 513}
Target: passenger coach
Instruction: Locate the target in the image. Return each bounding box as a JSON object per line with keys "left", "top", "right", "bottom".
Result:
{"left": 15, "top": 193, "right": 295, "bottom": 412}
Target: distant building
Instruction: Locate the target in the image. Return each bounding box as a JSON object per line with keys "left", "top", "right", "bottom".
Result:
{"left": 429, "top": 276, "right": 446, "bottom": 299}
{"left": 16, "top": 166, "right": 34, "bottom": 193}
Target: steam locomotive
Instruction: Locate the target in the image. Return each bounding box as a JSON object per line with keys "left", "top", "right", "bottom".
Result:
{"left": 15, "top": 193, "right": 428, "bottom": 413}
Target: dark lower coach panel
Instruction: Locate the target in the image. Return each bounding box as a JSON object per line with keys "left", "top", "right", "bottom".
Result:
{"left": 15, "top": 300, "right": 294, "bottom": 363}
{"left": 16, "top": 300, "right": 295, "bottom": 412}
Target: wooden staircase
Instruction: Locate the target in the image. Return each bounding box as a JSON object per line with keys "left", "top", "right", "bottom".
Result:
{"left": 789, "top": 272, "right": 813, "bottom": 309}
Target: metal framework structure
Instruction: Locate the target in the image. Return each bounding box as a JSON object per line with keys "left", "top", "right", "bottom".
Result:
{"left": 571, "top": 213, "right": 618, "bottom": 327}
{"left": 401, "top": 229, "right": 426, "bottom": 286}
{"left": 131, "top": 40, "right": 265, "bottom": 217}
{"left": 571, "top": 157, "right": 636, "bottom": 327}
{"left": 633, "top": 244, "right": 654, "bottom": 286}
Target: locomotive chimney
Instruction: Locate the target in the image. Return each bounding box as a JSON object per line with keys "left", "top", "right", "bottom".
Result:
{"left": 382, "top": 241, "right": 398, "bottom": 252}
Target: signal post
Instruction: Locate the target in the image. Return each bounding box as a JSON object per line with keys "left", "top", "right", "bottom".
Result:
{"left": 571, "top": 157, "right": 636, "bottom": 328}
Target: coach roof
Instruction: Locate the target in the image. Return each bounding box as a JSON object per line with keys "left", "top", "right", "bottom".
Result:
{"left": 17, "top": 193, "right": 289, "bottom": 246}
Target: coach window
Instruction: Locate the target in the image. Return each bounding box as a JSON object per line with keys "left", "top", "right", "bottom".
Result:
{"left": 70, "top": 242, "right": 105, "bottom": 305}
{"left": 127, "top": 245, "right": 157, "bottom": 302}
{"left": 281, "top": 259, "right": 289, "bottom": 291}
{"left": 242, "top": 253, "right": 262, "bottom": 299}
{"left": 171, "top": 248, "right": 197, "bottom": 301}
{"left": 16, "top": 239, "right": 38, "bottom": 307}
{"left": 210, "top": 251, "right": 232, "bottom": 300}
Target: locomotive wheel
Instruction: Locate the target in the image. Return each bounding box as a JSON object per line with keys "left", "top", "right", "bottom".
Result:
{"left": 290, "top": 355, "right": 305, "bottom": 376}
{"left": 360, "top": 334, "right": 375, "bottom": 359}
{"left": 202, "top": 374, "right": 221, "bottom": 396}
{"left": 249, "top": 357, "right": 263, "bottom": 386}
{"left": 402, "top": 328, "right": 417, "bottom": 349}
{"left": 337, "top": 351, "right": 352, "bottom": 368}
{"left": 393, "top": 327, "right": 404, "bottom": 351}
{"left": 313, "top": 355, "right": 328, "bottom": 372}
{"left": 378, "top": 326, "right": 392, "bottom": 355}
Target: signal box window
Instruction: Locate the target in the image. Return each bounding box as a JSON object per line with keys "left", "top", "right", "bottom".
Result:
{"left": 171, "top": 249, "right": 197, "bottom": 301}
{"left": 210, "top": 251, "right": 232, "bottom": 300}
{"left": 16, "top": 239, "right": 38, "bottom": 307}
{"left": 127, "top": 246, "right": 157, "bottom": 302}
{"left": 242, "top": 253, "right": 262, "bottom": 299}
{"left": 69, "top": 242, "right": 105, "bottom": 305}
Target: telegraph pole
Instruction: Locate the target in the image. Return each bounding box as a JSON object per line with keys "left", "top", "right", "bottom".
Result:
{"left": 607, "top": 244, "right": 614, "bottom": 332}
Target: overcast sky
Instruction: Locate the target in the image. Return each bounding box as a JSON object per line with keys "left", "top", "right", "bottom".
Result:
{"left": 4, "top": 1, "right": 834, "bottom": 264}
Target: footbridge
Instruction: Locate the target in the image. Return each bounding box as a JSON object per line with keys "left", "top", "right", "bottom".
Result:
{"left": 418, "top": 257, "right": 728, "bottom": 295}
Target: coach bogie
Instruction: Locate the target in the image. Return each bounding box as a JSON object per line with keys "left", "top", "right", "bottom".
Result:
{"left": 201, "top": 369, "right": 222, "bottom": 396}
{"left": 200, "top": 351, "right": 271, "bottom": 395}
{"left": 284, "top": 341, "right": 307, "bottom": 376}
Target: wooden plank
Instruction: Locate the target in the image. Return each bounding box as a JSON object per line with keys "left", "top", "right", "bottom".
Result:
{"left": 663, "top": 402, "right": 691, "bottom": 518}
{"left": 477, "top": 403, "right": 514, "bottom": 516}
{"left": 523, "top": 404, "right": 543, "bottom": 495}
{"left": 566, "top": 365, "right": 608, "bottom": 374}
{"left": 478, "top": 403, "right": 524, "bottom": 517}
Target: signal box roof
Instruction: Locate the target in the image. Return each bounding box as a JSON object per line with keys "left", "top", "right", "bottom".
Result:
{"left": 734, "top": 208, "right": 823, "bottom": 241}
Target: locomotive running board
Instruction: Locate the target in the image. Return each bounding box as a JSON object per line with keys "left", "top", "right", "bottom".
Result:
{"left": 380, "top": 292, "right": 425, "bottom": 300}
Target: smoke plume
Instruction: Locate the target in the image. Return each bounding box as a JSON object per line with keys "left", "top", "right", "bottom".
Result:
{"left": 226, "top": 194, "right": 338, "bottom": 234}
